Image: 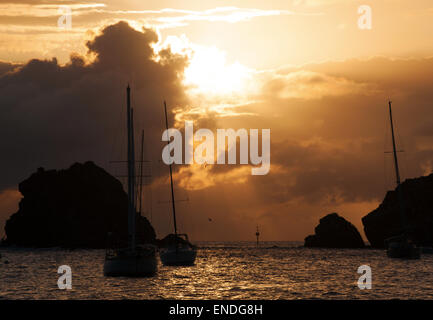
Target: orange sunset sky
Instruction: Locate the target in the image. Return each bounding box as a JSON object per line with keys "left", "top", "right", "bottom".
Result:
{"left": 1, "top": 0, "right": 433, "bottom": 241}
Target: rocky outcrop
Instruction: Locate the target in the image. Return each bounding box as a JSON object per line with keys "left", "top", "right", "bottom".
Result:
{"left": 3, "top": 161, "right": 156, "bottom": 248}
{"left": 362, "top": 173, "right": 433, "bottom": 248}
{"left": 304, "top": 213, "right": 365, "bottom": 248}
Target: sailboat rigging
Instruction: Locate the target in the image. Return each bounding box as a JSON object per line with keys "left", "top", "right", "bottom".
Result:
{"left": 165, "top": 101, "right": 179, "bottom": 238}
{"left": 103, "top": 85, "right": 158, "bottom": 276}
{"left": 159, "top": 101, "right": 197, "bottom": 266}
{"left": 137, "top": 129, "right": 145, "bottom": 215}
{"left": 384, "top": 101, "right": 420, "bottom": 259}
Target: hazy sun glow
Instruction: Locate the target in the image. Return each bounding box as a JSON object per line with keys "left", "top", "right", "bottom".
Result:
{"left": 184, "top": 46, "right": 251, "bottom": 96}
{"left": 158, "top": 35, "right": 251, "bottom": 97}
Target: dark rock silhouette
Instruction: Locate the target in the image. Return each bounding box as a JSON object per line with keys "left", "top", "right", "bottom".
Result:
{"left": 362, "top": 173, "right": 433, "bottom": 248}
{"left": 304, "top": 213, "right": 365, "bottom": 248}
{"left": 3, "top": 161, "right": 156, "bottom": 248}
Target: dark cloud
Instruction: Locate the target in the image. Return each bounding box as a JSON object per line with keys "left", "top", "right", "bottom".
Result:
{"left": 0, "top": 21, "right": 188, "bottom": 192}
{"left": 0, "top": 61, "right": 21, "bottom": 76}
{"left": 266, "top": 80, "right": 431, "bottom": 204}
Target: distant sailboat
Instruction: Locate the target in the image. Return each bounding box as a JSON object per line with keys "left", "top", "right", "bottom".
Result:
{"left": 159, "top": 101, "right": 197, "bottom": 266}
{"left": 104, "top": 85, "right": 158, "bottom": 276}
{"left": 384, "top": 101, "right": 420, "bottom": 259}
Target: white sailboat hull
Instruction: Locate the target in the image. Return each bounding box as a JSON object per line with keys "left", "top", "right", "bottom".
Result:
{"left": 160, "top": 247, "right": 197, "bottom": 266}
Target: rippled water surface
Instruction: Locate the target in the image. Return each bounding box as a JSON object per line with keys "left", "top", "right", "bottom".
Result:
{"left": 1, "top": 241, "right": 433, "bottom": 299}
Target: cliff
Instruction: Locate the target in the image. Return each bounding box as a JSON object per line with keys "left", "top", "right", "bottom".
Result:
{"left": 362, "top": 173, "right": 433, "bottom": 248}
{"left": 3, "top": 161, "right": 156, "bottom": 248}
{"left": 304, "top": 213, "right": 365, "bottom": 248}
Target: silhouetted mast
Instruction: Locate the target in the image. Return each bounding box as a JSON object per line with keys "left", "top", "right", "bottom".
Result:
{"left": 255, "top": 225, "right": 260, "bottom": 247}
{"left": 127, "top": 85, "right": 136, "bottom": 251}
{"left": 389, "top": 101, "right": 401, "bottom": 186}
{"left": 138, "top": 129, "right": 144, "bottom": 216}
{"left": 388, "top": 101, "right": 407, "bottom": 230}
{"left": 131, "top": 108, "right": 136, "bottom": 250}
{"left": 164, "top": 101, "right": 178, "bottom": 237}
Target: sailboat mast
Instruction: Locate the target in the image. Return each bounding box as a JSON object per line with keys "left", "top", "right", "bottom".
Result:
{"left": 388, "top": 100, "right": 407, "bottom": 230}
{"left": 131, "top": 108, "right": 136, "bottom": 250}
{"left": 126, "top": 85, "right": 135, "bottom": 251}
{"left": 126, "top": 85, "right": 132, "bottom": 248}
{"left": 138, "top": 129, "right": 144, "bottom": 216}
{"left": 164, "top": 101, "right": 178, "bottom": 237}
{"left": 389, "top": 101, "right": 401, "bottom": 186}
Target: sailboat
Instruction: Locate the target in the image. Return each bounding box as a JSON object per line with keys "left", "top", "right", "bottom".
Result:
{"left": 103, "top": 85, "right": 158, "bottom": 276}
{"left": 159, "top": 101, "right": 197, "bottom": 266}
{"left": 384, "top": 101, "right": 420, "bottom": 259}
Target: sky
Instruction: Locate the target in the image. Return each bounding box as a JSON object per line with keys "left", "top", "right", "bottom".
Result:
{"left": 1, "top": 0, "right": 433, "bottom": 241}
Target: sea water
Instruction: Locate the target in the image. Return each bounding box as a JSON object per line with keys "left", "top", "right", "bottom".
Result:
{"left": 1, "top": 241, "right": 433, "bottom": 299}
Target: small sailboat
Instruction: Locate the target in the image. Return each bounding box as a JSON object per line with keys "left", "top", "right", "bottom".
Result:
{"left": 104, "top": 85, "right": 157, "bottom": 276}
{"left": 159, "top": 101, "right": 197, "bottom": 266}
{"left": 384, "top": 101, "right": 420, "bottom": 259}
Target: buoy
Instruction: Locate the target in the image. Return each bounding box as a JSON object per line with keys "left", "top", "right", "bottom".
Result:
{"left": 255, "top": 225, "right": 260, "bottom": 247}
